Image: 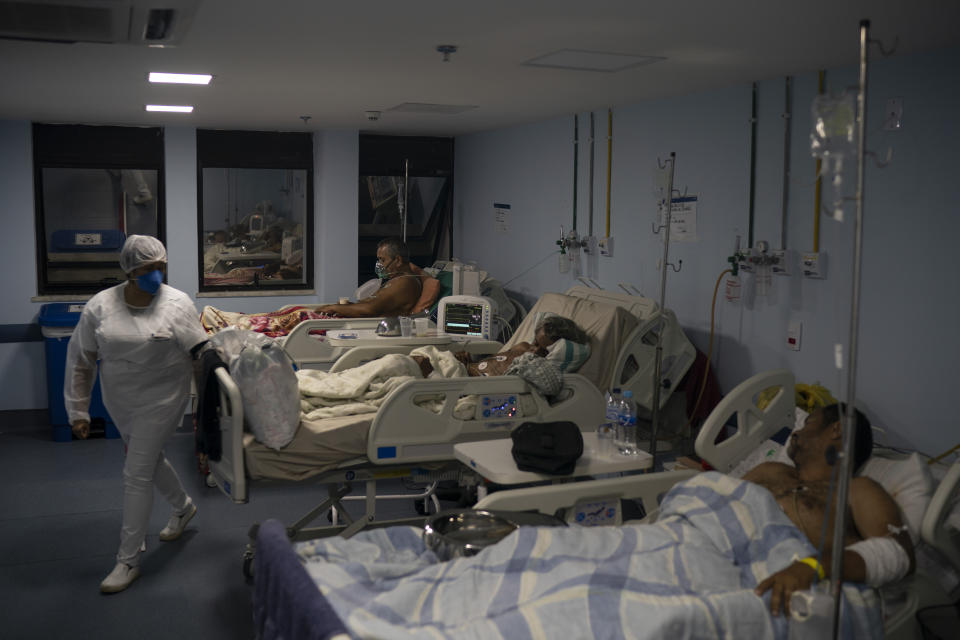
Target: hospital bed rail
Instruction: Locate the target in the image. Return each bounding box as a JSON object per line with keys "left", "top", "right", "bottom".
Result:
{"left": 280, "top": 316, "right": 502, "bottom": 371}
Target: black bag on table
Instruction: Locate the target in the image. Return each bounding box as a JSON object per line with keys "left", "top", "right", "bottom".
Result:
{"left": 510, "top": 421, "right": 583, "bottom": 475}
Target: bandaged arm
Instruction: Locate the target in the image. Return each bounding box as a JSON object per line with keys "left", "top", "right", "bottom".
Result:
{"left": 843, "top": 476, "right": 916, "bottom": 587}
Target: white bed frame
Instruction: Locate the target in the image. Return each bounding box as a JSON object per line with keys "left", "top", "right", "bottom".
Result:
{"left": 558, "top": 286, "right": 696, "bottom": 415}
{"left": 477, "top": 369, "right": 960, "bottom": 640}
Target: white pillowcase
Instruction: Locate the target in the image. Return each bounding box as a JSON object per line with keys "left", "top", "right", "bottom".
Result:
{"left": 861, "top": 452, "right": 935, "bottom": 545}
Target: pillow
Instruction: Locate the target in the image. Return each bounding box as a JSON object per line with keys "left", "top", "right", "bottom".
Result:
{"left": 545, "top": 338, "right": 591, "bottom": 373}
{"left": 860, "top": 452, "right": 935, "bottom": 545}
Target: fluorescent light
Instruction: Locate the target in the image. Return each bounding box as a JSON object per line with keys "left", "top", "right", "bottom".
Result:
{"left": 149, "top": 72, "right": 212, "bottom": 85}
{"left": 145, "top": 105, "right": 194, "bottom": 113}
{"left": 523, "top": 50, "right": 665, "bottom": 72}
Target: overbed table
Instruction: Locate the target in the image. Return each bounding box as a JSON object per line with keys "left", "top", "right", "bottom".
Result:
{"left": 455, "top": 432, "right": 653, "bottom": 499}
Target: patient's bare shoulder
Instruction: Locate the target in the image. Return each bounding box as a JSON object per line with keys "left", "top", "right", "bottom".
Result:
{"left": 742, "top": 461, "right": 796, "bottom": 485}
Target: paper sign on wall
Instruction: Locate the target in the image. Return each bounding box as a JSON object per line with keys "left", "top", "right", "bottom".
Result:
{"left": 658, "top": 195, "right": 698, "bottom": 242}
{"left": 494, "top": 202, "right": 511, "bottom": 234}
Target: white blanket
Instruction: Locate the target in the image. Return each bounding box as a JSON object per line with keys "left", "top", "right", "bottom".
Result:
{"left": 297, "top": 347, "right": 466, "bottom": 420}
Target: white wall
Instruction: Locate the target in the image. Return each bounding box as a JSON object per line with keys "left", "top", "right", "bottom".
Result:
{"left": 0, "top": 122, "right": 359, "bottom": 410}
{"left": 453, "top": 47, "right": 960, "bottom": 456}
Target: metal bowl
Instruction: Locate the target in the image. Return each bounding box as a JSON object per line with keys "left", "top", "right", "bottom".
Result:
{"left": 423, "top": 510, "right": 519, "bottom": 561}
{"left": 375, "top": 316, "right": 401, "bottom": 336}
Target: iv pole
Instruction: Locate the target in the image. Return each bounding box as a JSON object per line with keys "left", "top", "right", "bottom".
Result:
{"left": 829, "top": 19, "right": 870, "bottom": 638}
{"left": 649, "top": 152, "right": 676, "bottom": 470}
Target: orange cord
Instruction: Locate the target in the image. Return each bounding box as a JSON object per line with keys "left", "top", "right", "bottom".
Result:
{"left": 685, "top": 268, "right": 732, "bottom": 432}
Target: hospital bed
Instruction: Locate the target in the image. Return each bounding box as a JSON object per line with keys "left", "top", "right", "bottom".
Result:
{"left": 207, "top": 287, "right": 696, "bottom": 567}
{"left": 252, "top": 368, "right": 959, "bottom": 639}
{"left": 201, "top": 258, "right": 520, "bottom": 370}
{"left": 475, "top": 369, "right": 960, "bottom": 640}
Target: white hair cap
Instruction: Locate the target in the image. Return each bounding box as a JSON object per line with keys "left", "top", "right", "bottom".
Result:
{"left": 120, "top": 235, "right": 167, "bottom": 273}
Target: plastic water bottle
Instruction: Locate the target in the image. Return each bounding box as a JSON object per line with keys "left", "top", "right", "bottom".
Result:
{"left": 598, "top": 388, "right": 621, "bottom": 457}
{"left": 618, "top": 390, "right": 639, "bottom": 456}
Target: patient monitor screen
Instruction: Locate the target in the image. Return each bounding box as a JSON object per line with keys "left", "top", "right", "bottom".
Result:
{"left": 443, "top": 303, "right": 485, "bottom": 337}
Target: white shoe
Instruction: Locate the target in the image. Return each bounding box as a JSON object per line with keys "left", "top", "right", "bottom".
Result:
{"left": 100, "top": 562, "right": 140, "bottom": 593}
{"left": 159, "top": 501, "right": 197, "bottom": 541}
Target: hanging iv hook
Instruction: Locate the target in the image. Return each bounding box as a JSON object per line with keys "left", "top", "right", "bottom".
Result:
{"left": 869, "top": 35, "right": 898, "bottom": 57}
{"left": 865, "top": 147, "right": 893, "bottom": 168}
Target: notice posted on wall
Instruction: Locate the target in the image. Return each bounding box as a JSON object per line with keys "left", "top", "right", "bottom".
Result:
{"left": 658, "top": 195, "right": 698, "bottom": 242}
{"left": 494, "top": 202, "right": 511, "bottom": 234}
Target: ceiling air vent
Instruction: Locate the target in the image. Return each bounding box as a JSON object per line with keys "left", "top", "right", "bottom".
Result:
{"left": 0, "top": 0, "right": 200, "bottom": 46}
{"left": 387, "top": 103, "right": 479, "bottom": 115}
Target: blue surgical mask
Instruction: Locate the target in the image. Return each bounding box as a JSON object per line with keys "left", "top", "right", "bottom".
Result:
{"left": 136, "top": 269, "right": 164, "bottom": 295}
{"left": 374, "top": 259, "right": 389, "bottom": 280}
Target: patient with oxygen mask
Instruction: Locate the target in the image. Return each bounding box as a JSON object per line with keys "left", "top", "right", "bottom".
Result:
{"left": 314, "top": 237, "right": 424, "bottom": 318}
{"left": 743, "top": 405, "right": 914, "bottom": 617}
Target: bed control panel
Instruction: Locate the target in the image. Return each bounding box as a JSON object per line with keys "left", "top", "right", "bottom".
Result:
{"left": 476, "top": 394, "right": 520, "bottom": 420}
{"left": 565, "top": 497, "right": 623, "bottom": 527}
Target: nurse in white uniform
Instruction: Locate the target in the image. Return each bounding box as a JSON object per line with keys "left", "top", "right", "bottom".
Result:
{"left": 64, "top": 235, "right": 208, "bottom": 593}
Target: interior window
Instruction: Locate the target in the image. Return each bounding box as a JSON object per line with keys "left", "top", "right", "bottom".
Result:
{"left": 197, "top": 130, "right": 313, "bottom": 293}
{"left": 33, "top": 124, "right": 164, "bottom": 296}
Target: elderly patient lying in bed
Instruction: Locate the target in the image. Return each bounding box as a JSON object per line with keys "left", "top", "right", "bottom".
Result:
{"left": 412, "top": 315, "right": 590, "bottom": 391}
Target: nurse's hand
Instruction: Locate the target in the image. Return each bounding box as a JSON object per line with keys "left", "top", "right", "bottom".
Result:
{"left": 71, "top": 420, "right": 90, "bottom": 440}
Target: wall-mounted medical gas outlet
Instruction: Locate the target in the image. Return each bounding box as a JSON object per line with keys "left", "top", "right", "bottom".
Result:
{"left": 598, "top": 236, "right": 614, "bottom": 257}
{"left": 771, "top": 249, "right": 791, "bottom": 275}
{"left": 787, "top": 320, "right": 802, "bottom": 351}
{"left": 583, "top": 235, "right": 599, "bottom": 255}
{"left": 801, "top": 252, "right": 827, "bottom": 279}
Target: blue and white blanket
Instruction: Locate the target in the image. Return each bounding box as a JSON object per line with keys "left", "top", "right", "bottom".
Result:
{"left": 296, "top": 473, "right": 882, "bottom": 639}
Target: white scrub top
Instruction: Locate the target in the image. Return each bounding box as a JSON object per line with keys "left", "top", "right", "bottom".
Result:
{"left": 64, "top": 283, "right": 207, "bottom": 432}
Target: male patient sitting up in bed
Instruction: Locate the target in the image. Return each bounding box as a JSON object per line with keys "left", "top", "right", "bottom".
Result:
{"left": 745, "top": 404, "right": 915, "bottom": 616}
{"left": 412, "top": 315, "right": 590, "bottom": 394}
{"left": 314, "top": 237, "right": 423, "bottom": 318}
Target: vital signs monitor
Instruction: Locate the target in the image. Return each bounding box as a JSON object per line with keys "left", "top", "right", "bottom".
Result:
{"left": 436, "top": 295, "right": 495, "bottom": 340}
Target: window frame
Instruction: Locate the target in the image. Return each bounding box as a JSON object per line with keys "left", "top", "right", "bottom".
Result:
{"left": 196, "top": 129, "right": 314, "bottom": 294}
{"left": 32, "top": 123, "right": 166, "bottom": 297}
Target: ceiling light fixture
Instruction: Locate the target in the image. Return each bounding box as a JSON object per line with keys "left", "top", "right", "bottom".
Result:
{"left": 148, "top": 72, "right": 213, "bottom": 85}
{"left": 145, "top": 105, "right": 194, "bottom": 113}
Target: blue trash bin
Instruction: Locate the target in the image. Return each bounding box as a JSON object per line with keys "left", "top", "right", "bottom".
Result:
{"left": 38, "top": 303, "right": 119, "bottom": 442}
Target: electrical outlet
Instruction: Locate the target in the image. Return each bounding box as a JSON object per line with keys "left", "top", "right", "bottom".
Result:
{"left": 598, "top": 236, "right": 614, "bottom": 257}
{"left": 883, "top": 97, "right": 903, "bottom": 131}
{"left": 801, "top": 252, "right": 827, "bottom": 279}
{"left": 787, "top": 320, "right": 802, "bottom": 351}
{"left": 771, "top": 249, "right": 791, "bottom": 276}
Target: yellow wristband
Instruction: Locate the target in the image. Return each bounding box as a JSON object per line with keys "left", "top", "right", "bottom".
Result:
{"left": 797, "top": 556, "right": 826, "bottom": 580}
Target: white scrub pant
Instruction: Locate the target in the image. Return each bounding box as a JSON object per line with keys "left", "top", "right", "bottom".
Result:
{"left": 116, "top": 420, "right": 190, "bottom": 567}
